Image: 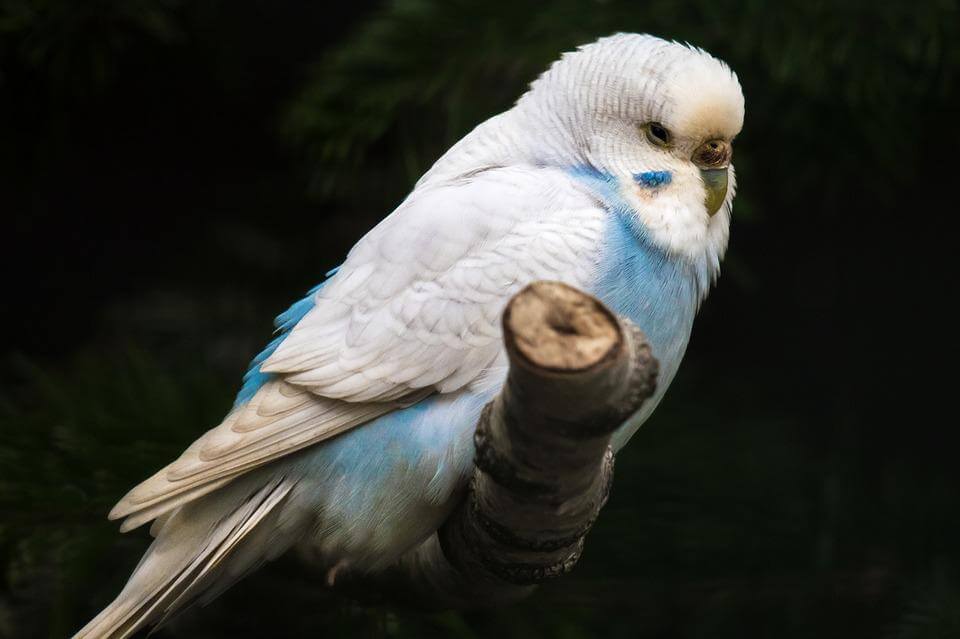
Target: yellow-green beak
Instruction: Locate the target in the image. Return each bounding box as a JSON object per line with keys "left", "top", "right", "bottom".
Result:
{"left": 693, "top": 139, "right": 732, "bottom": 217}
{"left": 700, "top": 168, "right": 728, "bottom": 217}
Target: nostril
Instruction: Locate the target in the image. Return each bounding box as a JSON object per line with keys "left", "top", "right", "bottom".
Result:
{"left": 695, "top": 140, "right": 729, "bottom": 167}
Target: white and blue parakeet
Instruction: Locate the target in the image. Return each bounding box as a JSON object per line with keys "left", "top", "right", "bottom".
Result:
{"left": 76, "top": 33, "right": 744, "bottom": 638}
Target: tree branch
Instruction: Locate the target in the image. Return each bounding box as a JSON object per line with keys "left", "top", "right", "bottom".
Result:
{"left": 345, "top": 281, "right": 658, "bottom": 609}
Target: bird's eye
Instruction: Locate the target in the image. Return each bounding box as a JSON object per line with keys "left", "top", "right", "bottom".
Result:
{"left": 645, "top": 122, "right": 671, "bottom": 147}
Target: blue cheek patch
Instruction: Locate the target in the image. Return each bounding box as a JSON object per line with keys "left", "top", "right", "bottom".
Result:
{"left": 633, "top": 171, "right": 672, "bottom": 188}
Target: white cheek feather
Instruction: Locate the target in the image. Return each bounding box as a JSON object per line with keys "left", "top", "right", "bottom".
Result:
{"left": 617, "top": 166, "right": 731, "bottom": 277}
{"left": 624, "top": 171, "right": 708, "bottom": 256}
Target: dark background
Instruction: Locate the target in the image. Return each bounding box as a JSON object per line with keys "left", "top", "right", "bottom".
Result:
{"left": 2, "top": 1, "right": 958, "bottom": 637}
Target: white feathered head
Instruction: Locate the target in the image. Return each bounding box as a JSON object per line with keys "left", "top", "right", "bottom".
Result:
{"left": 519, "top": 33, "right": 745, "bottom": 261}
{"left": 425, "top": 33, "right": 745, "bottom": 264}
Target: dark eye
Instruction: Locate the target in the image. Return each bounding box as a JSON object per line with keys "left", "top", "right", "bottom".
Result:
{"left": 645, "top": 122, "right": 671, "bottom": 147}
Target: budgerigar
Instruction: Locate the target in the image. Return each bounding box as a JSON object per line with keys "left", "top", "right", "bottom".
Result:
{"left": 76, "top": 33, "right": 744, "bottom": 638}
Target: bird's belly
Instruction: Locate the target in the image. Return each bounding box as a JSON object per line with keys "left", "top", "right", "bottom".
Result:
{"left": 290, "top": 387, "right": 494, "bottom": 572}
{"left": 609, "top": 324, "right": 689, "bottom": 450}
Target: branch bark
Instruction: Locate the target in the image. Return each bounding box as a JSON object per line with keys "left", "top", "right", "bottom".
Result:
{"left": 345, "top": 281, "right": 658, "bottom": 608}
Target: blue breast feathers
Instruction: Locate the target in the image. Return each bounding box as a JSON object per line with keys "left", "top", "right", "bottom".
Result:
{"left": 570, "top": 166, "right": 701, "bottom": 349}
{"left": 234, "top": 266, "right": 340, "bottom": 406}
{"left": 569, "top": 165, "right": 710, "bottom": 449}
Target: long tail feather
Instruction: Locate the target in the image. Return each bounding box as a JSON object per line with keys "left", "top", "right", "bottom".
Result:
{"left": 73, "top": 475, "right": 301, "bottom": 639}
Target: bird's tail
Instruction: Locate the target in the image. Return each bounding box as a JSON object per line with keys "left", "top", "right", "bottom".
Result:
{"left": 73, "top": 473, "right": 305, "bottom": 639}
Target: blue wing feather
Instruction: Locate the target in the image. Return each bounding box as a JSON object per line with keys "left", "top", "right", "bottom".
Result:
{"left": 234, "top": 267, "right": 340, "bottom": 406}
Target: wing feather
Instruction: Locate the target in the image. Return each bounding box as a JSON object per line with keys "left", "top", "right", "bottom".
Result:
{"left": 261, "top": 167, "right": 606, "bottom": 402}
{"left": 109, "top": 380, "right": 426, "bottom": 530}
{"left": 111, "top": 166, "right": 606, "bottom": 529}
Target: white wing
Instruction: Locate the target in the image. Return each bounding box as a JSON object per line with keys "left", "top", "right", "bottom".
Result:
{"left": 110, "top": 166, "right": 606, "bottom": 529}
{"left": 261, "top": 166, "right": 605, "bottom": 401}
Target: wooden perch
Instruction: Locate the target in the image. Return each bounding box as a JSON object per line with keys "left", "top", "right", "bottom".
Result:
{"left": 347, "top": 281, "right": 658, "bottom": 608}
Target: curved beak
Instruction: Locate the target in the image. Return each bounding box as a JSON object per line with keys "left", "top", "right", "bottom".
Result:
{"left": 700, "top": 168, "right": 728, "bottom": 217}
{"left": 693, "top": 139, "right": 732, "bottom": 217}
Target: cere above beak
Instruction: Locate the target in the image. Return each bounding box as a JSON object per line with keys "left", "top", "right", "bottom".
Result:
{"left": 694, "top": 139, "right": 732, "bottom": 217}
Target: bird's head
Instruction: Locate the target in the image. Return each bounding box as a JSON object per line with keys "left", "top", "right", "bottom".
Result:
{"left": 518, "top": 33, "right": 745, "bottom": 261}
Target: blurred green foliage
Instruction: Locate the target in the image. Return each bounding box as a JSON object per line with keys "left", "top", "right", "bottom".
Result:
{"left": 0, "top": 350, "right": 231, "bottom": 637}
{"left": 282, "top": 0, "right": 958, "bottom": 202}
{"left": 2, "top": 0, "right": 959, "bottom": 637}
{"left": 0, "top": 0, "right": 184, "bottom": 92}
